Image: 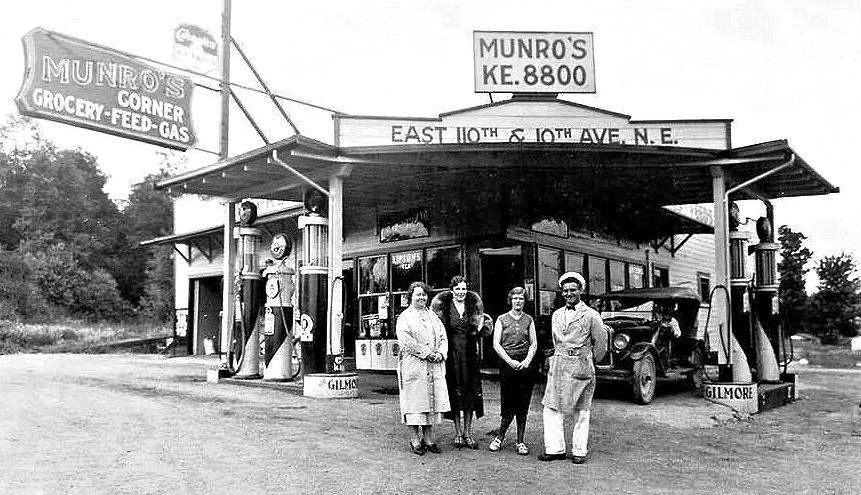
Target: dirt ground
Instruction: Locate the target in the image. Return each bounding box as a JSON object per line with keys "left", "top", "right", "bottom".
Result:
{"left": 0, "top": 354, "right": 858, "bottom": 495}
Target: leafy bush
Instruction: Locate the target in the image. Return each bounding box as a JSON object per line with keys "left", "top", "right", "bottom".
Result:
{"left": 29, "top": 244, "right": 131, "bottom": 321}
{"left": 72, "top": 268, "right": 133, "bottom": 320}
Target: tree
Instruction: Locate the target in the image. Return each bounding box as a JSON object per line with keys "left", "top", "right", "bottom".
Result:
{"left": 0, "top": 248, "right": 46, "bottom": 320}
{"left": 1, "top": 117, "right": 133, "bottom": 319}
{"left": 138, "top": 245, "right": 175, "bottom": 323}
{"left": 807, "top": 253, "right": 861, "bottom": 341}
{"left": 0, "top": 116, "right": 48, "bottom": 251}
{"left": 777, "top": 225, "right": 813, "bottom": 335}
{"left": 14, "top": 147, "right": 124, "bottom": 270}
{"left": 119, "top": 153, "right": 179, "bottom": 309}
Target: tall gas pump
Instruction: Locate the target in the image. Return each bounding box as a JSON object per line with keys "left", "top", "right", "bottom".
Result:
{"left": 726, "top": 205, "right": 781, "bottom": 383}
{"left": 725, "top": 202, "right": 753, "bottom": 383}
{"left": 298, "top": 189, "right": 329, "bottom": 375}
{"left": 749, "top": 215, "right": 781, "bottom": 382}
{"left": 232, "top": 201, "right": 265, "bottom": 379}
{"left": 263, "top": 234, "right": 296, "bottom": 380}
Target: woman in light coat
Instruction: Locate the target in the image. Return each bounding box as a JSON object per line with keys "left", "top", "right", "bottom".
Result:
{"left": 396, "top": 281, "right": 450, "bottom": 455}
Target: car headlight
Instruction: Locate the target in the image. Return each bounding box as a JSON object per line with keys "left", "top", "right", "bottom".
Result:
{"left": 613, "top": 333, "right": 630, "bottom": 351}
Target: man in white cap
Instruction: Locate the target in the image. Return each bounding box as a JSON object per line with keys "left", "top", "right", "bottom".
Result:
{"left": 538, "top": 271, "right": 607, "bottom": 464}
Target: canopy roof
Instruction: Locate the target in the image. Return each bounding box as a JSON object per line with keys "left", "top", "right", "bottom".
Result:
{"left": 157, "top": 138, "right": 836, "bottom": 205}
{"left": 155, "top": 101, "right": 838, "bottom": 242}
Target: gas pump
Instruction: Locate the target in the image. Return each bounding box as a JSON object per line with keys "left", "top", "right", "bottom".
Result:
{"left": 724, "top": 203, "right": 780, "bottom": 383}
{"left": 232, "top": 201, "right": 265, "bottom": 379}
{"left": 298, "top": 188, "right": 329, "bottom": 375}
{"left": 724, "top": 203, "right": 753, "bottom": 383}
{"left": 749, "top": 216, "right": 781, "bottom": 382}
{"left": 262, "top": 234, "right": 296, "bottom": 380}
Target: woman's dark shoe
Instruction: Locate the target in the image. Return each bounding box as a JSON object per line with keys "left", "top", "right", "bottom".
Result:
{"left": 423, "top": 441, "right": 442, "bottom": 454}
{"left": 464, "top": 435, "right": 478, "bottom": 449}
{"left": 410, "top": 441, "right": 426, "bottom": 456}
{"left": 453, "top": 435, "right": 465, "bottom": 449}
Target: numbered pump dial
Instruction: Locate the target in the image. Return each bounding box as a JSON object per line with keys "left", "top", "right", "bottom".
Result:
{"left": 270, "top": 234, "right": 291, "bottom": 260}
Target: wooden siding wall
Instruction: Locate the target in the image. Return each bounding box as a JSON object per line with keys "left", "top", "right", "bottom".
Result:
{"left": 172, "top": 216, "right": 300, "bottom": 308}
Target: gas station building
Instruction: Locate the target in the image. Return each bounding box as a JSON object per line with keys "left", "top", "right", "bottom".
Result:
{"left": 145, "top": 95, "right": 838, "bottom": 384}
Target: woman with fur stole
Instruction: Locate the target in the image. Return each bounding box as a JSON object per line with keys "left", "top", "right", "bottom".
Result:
{"left": 431, "top": 275, "right": 491, "bottom": 449}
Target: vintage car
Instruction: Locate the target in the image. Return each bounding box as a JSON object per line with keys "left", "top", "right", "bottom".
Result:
{"left": 592, "top": 287, "right": 708, "bottom": 404}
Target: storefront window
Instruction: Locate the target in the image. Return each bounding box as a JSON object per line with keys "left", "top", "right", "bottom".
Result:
{"left": 358, "top": 255, "right": 388, "bottom": 295}
{"left": 426, "top": 245, "right": 461, "bottom": 289}
{"left": 698, "top": 272, "right": 711, "bottom": 302}
{"left": 539, "top": 290, "right": 559, "bottom": 316}
{"left": 522, "top": 244, "right": 536, "bottom": 316}
{"left": 609, "top": 260, "right": 625, "bottom": 292}
{"left": 628, "top": 264, "right": 645, "bottom": 289}
{"left": 653, "top": 266, "right": 670, "bottom": 288}
{"left": 538, "top": 247, "right": 561, "bottom": 290}
{"left": 391, "top": 250, "right": 422, "bottom": 292}
{"left": 359, "top": 295, "right": 390, "bottom": 338}
{"left": 565, "top": 252, "right": 585, "bottom": 274}
{"left": 588, "top": 256, "right": 607, "bottom": 295}
{"left": 538, "top": 247, "right": 561, "bottom": 315}
{"left": 358, "top": 255, "right": 390, "bottom": 338}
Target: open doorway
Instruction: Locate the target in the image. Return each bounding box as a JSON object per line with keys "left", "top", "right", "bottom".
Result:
{"left": 192, "top": 276, "right": 222, "bottom": 355}
{"left": 479, "top": 245, "right": 524, "bottom": 368}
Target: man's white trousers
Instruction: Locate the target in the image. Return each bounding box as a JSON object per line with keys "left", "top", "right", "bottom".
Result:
{"left": 543, "top": 406, "right": 590, "bottom": 456}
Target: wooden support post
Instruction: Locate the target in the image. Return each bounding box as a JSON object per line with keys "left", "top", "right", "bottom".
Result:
{"left": 711, "top": 166, "right": 731, "bottom": 366}
{"left": 220, "top": 201, "right": 236, "bottom": 367}
{"left": 327, "top": 173, "right": 345, "bottom": 365}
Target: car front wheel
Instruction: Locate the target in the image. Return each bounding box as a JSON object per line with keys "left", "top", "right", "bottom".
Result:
{"left": 632, "top": 353, "right": 657, "bottom": 404}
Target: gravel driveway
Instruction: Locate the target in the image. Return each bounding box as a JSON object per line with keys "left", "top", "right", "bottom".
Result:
{"left": 0, "top": 354, "right": 858, "bottom": 494}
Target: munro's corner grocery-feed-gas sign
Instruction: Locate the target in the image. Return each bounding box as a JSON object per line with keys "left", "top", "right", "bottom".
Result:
{"left": 15, "top": 28, "right": 197, "bottom": 150}
{"left": 473, "top": 31, "right": 595, "bottom": 94}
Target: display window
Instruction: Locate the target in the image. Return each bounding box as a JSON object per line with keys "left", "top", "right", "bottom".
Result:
{"left": 358, "top": 255, "right": 388, "bottom": 295}
{"left": 358, "top": 255, "right": 390, "bottom": 338}
{"left": 565, "top": 251, "right": 585, "bottom": 274}
{"left": 653, "top": 266, "right": 670, "bottom": 288}
{"left": 588, "top": 255, "right": 607, "bottom": 295}
{"left": 426, "top": 245, "right": 462, "bottom": 290}
{"left": 538, "top": 246, "right": 561, "bottom": 315}
{"left": 391, "top": 250, "right": 423, "bottom": 321}
{"left": 628, "top": 263, "right": 645, "bottom": 289}
{"left": 354, "top": 246, "right": 463, "bottom": 340}
{"left": 391, "top": 250, "right": 422, "bottom": 292}
{"left": 698, "top": 272, "right": 711, "bottom": 302}
{"left": 609, "top": 259, "right": 626, "bottom": 292}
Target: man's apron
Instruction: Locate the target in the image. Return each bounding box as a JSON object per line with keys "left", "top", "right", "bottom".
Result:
{"left": 541, "top": 319, "right": 597, "bottom": 414}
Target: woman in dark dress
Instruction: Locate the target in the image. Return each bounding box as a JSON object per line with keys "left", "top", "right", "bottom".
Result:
{"left": 489, "top": 286, "right": 538, "bottom": 455}
{"left": 431, "top": 275, "right": 489, "bottom": 449}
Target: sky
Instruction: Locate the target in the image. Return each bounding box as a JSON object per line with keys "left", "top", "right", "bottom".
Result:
{"left": 1, "top": 0, "right": 859, "bottom": 287}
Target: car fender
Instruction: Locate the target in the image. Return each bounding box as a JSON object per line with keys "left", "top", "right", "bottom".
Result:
{"left": 629, "top": 343, "right": 664, "bottom": 375}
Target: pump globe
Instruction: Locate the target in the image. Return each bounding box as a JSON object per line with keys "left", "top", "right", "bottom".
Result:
{"left": 756, "top": 216, "right": 772, "bottom": 243}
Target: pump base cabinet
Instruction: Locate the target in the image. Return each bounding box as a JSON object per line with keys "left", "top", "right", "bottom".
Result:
{"left": 355, "top": 339, "right": 398, "bottom": 370}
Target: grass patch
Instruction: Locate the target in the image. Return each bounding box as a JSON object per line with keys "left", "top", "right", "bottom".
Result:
{"left": 794, "top": 340, "right": 861, "bottom": 369}
{"left": 0, "top": 319, "right": 171, "bottom": 354}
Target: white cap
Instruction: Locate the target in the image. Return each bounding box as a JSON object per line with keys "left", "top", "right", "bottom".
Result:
{"left": 558, "top": 271, "right": 586, "bottom": 289}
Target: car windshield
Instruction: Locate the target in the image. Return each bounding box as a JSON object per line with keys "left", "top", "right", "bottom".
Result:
{"left": 599, "top": 300, "right": 653, "bottom": 320}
